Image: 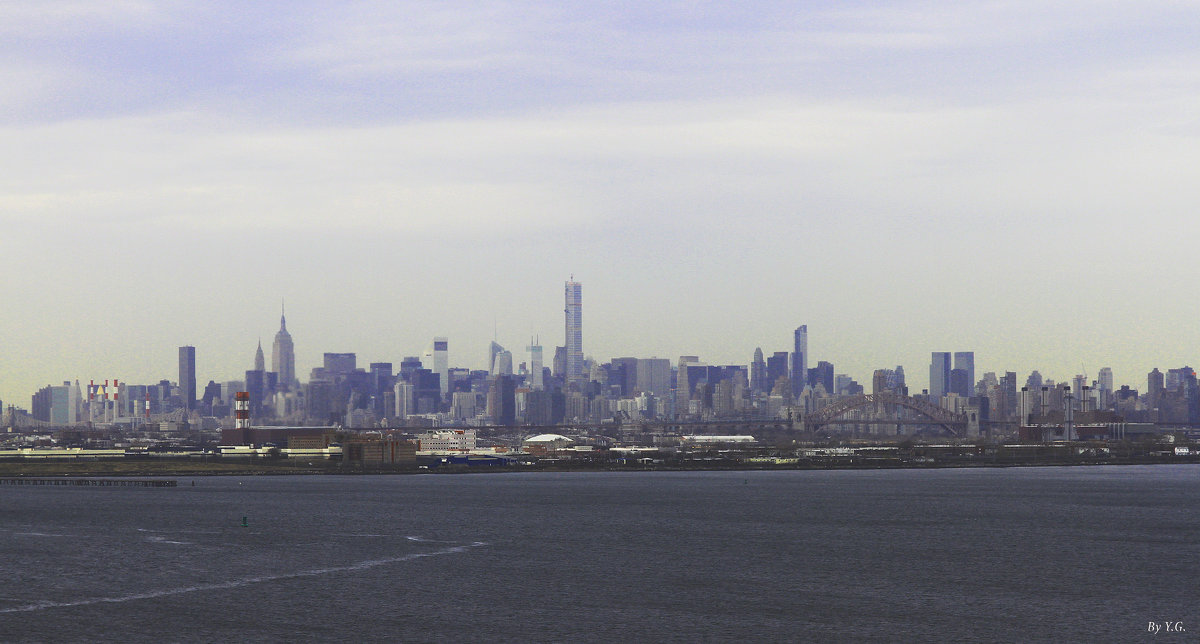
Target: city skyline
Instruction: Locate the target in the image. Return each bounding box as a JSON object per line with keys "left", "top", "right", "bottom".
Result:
{"left": 4, "top": 287, "right": 1194, "bottom": 408}
{"left": 4, "top": 3, "right": 1200, "bottom": 404}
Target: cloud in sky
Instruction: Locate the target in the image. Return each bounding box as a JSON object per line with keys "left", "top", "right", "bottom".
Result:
{"left": 2, "top": 1, "right": 1200, "bottom": 403}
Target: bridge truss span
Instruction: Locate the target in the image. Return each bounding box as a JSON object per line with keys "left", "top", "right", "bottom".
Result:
{"left": 804, "top": 392, "right": 968, "bottom": 436}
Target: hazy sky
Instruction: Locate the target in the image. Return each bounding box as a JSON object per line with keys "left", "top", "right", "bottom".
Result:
{"left": 3, "top": 1, "right": 1200, "bottom": 405}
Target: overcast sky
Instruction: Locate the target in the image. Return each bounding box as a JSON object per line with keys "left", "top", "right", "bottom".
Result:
{"left": 3, "top": 1, "right": 1199, "bottom": 404}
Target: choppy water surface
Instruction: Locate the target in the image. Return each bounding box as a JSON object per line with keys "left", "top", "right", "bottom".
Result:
{"left": 1, "top": 466, "right": 1197, "bottom": 642}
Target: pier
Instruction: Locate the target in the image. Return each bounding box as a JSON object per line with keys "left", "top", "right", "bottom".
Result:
{"left": 0, "top": 478, "right": 176, "bottom": 487}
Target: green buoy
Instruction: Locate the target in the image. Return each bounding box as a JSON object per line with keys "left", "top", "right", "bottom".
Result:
{"left": 241, "top": 516, "right": 248, "bottom": 528}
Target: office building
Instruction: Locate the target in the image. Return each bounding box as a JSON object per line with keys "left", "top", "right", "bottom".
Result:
{"left": 323, "top": 353, "right": 357, "bottom": 374}
{"left": 808, "top": 361, "right": 835, "bottom": 396}
{"left": 929, "top": 352, "right": 951, "bottom": 399}
{"left": 394, "top": 382, "right": 414, "bottom": 419}
{"left": 431, "top": 337, "right": 449, "bottom": 398}
{"left": 488, "top": 341, "right": 505, "bottom": 375}
{"left": 766, "top": 352, "right": 789, "bottom": 393}
{"left": 953, "top": 352, "right": 975, "bottom": 396}
{"left": 178, "top": 346, "right": 196, "bottom": 411}
{"left": 492, "top": 350, "right": 513, "bottom": 376}
{"left": 792, "top": 325, "right": 807, "bottom": 397}
{"left": 636, "top": 358, "right": 671, "bottom": 398}
{"left": 527, "top": 340, "right": 544, "bottom": 390}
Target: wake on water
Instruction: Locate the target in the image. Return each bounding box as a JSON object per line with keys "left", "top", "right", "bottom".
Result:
{"left": 0, "top": 539, "right": 488, "bottom": 614}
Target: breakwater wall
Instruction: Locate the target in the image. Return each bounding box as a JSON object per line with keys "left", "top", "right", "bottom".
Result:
{"left": 0, "top": 478, "right": 176, "bottom": 487}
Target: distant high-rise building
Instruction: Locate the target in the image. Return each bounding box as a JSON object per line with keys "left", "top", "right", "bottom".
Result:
{"left": 636, "top": 358, "right": 671, "bottom": 398}
{"left": 929, "top": 352, "right": 951, "bottom": 399}
{"left": 431, "top": 337, "right": 449, "bottom": 398}
{"left": 766, "top": 352, "right": 789, "bottom": 393}
{"left": 399, "top": 356, "right": 422, "bottom": 381}
{"left": 492, "top": 350, "right": 513, "bottom": 376}
{"left": 610, "top": 357, "right": 638, "bottom": 397}
{"left": 1166, "top": 367, "right": 1193, "bottom": 392}
{"left": 953, "top": 352, "right": 974, "bottom": 396}
{"left": 494, "top": 375, "right": 516, "bottom": 426}
{"left": 323, "top": 353, "right": 357, "bottom": 374}
{"left": 808, "top": 361, "right": 835, "bottom": 395}
{"left": 527, "top": 340, "right": 544, "bottom": 390}
{"left": 949, "top": 369, "right": 970, "bottom": 398}
{"left": 873, "top": 367, "right": 905, "bottom": 394}
{"left": 1148, "top": 368, "right": 1165, "bottom": 407}
{"left": 676, "top": 356, "right": 701, "bottom": 416}
{"left": 565, "top": 279, "right": 584, "bottom": 390}
{"left": 1097, "top": 367, "right": 1114, "bottom": 409}
{"left": 1002, "top": 371, "right": 1018, "bottom": 419}
{"left": 751, "top": 348, "right": 766, "bottom": 394}
{"left": 872, "top": 370, "right": 888, "bottom": 395}
{"left": 792, "top": 326, "right": 808, "bottom": 397}
{"left": 488, "top": 341, "right": 505, "bottom": 375}
{"left": 254, "top": 340, "right": 265, "bottom": 372}
{"left": 178, "top": 346, "right": 196, "bottom": 411}
{"left": 272, "top": 304, "right": 295, "bottom": 389}
{"left": 245, "top": 369, "right": 266, "bottom": 418}
{"left": 553, "top": 346, "right": 566, "bottom": 380}
{"left": 393, "top": 382, "right": 414, "bottom": 419}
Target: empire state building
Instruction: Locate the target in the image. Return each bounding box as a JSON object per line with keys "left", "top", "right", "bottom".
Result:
{"left": 272, "top": 305, "right": 296, "bottom": 389}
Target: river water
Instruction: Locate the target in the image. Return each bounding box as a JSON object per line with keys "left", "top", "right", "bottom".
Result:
{"left": 1, "top": 466, "right": 1197, "bottom": 642}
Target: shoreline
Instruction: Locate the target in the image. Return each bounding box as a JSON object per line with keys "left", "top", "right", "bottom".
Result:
{"left": 0, "top": 456, "right": 1194, "bottom": 478}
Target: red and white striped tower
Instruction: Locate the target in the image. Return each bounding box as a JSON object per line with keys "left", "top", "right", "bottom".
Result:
{"left": 235, "top": 391, "right": 251, "bottom": 445}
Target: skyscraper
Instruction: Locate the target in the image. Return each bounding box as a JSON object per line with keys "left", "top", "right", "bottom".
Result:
{"left": 527, "top": 339, "right": 544, "bottom": 390}
{"left": 488, "top": 341, "right": 505, "bottom": 375}
{"left": 272, "top": 305, "right": 295, "bottom": 389}
{"left": 432, "top": 337, "right": 449, "bottom": 398}
{"left": 766, "top": 352, "right": 789, "bottom": 393}
{"left": 750, "top": 348, "right": 766, "bottom": 394}
{"left": 808, "top": 360, "right": 835, "bottom": 395}
{"left": 564, "top": 279, "right": 583, "bottom": 390}
{"left": 492, "top": 350, "right": 513, "bottom": 376}
{"left": 953, "top": 351, "right": 975, "bottom": 396}
{"left": 254, "top": 340, "right": 265, "bottom": 372}
{"left": 178, "top": 345, "right": 196, "bottom": 411}
{"left": 1097, "top": 367, "right": 1114, "bottom": 410}
{"left": 1148, "top": 368, "right": 1164, "bottom": 407}
{"left": 636, "top": 358, "right": 671, "bottom": 398}
{"left": 792, "top": 325, "right": 808, "bottom": 397}
{"left": 929, "top": 352, "right": 951, "bottom": 399}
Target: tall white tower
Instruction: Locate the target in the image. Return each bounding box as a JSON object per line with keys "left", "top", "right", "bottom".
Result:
{"left": 564, "top": 278, "right": 583, "bottom": 390}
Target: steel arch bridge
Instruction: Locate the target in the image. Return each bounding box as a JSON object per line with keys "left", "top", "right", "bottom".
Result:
{"left": 804, "top": 392, "right": 967, "bottom": 436}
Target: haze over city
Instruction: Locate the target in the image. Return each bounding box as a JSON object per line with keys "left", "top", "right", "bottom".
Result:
{"left": 4, "top": 1, "right": 1200, "bottom": 405}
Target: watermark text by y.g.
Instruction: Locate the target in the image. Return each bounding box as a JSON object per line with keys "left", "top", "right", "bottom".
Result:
{"left": 1147, "top": 621, "right": 1185, "bottom": 635}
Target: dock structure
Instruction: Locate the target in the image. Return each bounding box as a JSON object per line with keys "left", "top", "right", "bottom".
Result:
{"left": 0, "top": 478, "right": 176, "bottom": 487}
